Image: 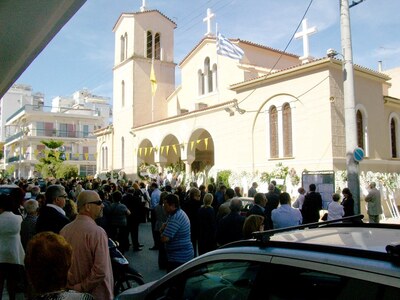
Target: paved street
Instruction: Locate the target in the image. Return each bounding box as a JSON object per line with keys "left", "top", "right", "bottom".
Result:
{"left": 124, "top": 221, "right": 166, "bottom": 283}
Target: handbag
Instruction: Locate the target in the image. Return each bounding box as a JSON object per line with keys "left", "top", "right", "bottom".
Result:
{"left": 321, "top": 212, "right": 328, "bottom": 221}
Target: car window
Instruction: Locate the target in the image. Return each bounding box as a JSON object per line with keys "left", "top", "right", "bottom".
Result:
{"left": 149, "top": 261, "right": 260, "bottom": 300}
{"left": 147, "top": 260, "right": 400, "bottom": 300}
{"left": 252, "top": 263, "right": 400, "bottom": 300}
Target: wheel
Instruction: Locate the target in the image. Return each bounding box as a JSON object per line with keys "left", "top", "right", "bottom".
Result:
{"left": 115, "top": 274, "right": 145, "bottom": 295}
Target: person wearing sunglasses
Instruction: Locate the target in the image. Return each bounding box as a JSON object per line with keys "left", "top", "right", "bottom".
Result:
{"left": 36, "top": 185, "right": 70, "bottom": 234}
{"left": 60, "top": 190, "right": 114, "bottom": 300}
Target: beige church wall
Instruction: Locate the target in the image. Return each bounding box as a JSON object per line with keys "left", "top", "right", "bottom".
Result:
{"left": 385, "top": 67, "right": 400, "bottom": 98}
{"left": 240, "top": 44, "right": 300, "bottom": 72}
{"left": 355, "top": 75, "right": 389, "bottom": 160}
{"left": 133, "top": 12, "right": 175, "bottom": 62}
{"left": 178, "top": 44, "right": 239, "bottom": 111}
{"left": 113, "top": 16, "right": 135, "bottom": 64}
{"left": 242, "top": 69, "right": 334, "bottom": 168}
{"left": 113, "top": 63, "right": 134, "bottom": 123}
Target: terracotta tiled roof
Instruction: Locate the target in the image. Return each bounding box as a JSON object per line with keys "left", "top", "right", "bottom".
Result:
{"left": 178, "top": 36, "right": 299, "bottom": 67}
{"left": 114, "top": 9, "right": 177, "bottom": 30}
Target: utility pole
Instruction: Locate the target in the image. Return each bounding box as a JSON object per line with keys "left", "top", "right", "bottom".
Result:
{"left": 340, "top": 0, "right": 363, "bottom": 214}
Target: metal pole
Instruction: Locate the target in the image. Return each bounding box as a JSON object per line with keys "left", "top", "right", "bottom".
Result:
{"left": 341, "top": 0, "right": 360, "bottom": 214}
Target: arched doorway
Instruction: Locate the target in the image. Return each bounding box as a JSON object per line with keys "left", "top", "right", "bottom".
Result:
{"left": 187, "top": 129, "right": 214, "bottom": 173}
{"left": 159, "top": 134, "right": 181, "bottom": 169}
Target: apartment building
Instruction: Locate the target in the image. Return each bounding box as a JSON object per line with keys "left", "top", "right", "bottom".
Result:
{"left": 2, "top": 85, "right": 110, "bottom": 178}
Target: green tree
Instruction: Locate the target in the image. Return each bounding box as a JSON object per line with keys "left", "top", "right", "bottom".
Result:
{"left": 35, "top": 139, "right": 65, "bottom": 178}
{"left": 56, "top": 164, "right": 78, "bottom": 179}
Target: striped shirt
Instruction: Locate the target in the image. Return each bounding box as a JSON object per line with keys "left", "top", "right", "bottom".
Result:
{"left": 162, "top": 209, "right": 194, "bottom": 263}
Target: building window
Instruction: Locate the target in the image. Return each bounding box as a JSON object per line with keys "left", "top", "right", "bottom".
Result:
{"left": 121, "top": 80, "right": 125, "bottom": 107}
{"left": 356, "top": 110, "right": 364, "bottom": 150}
{"left": 204, "top": 57, "right": 213, "bottom": 93}
{"left": 212, "top": 64, "right": 218, "bottom": 91}
{"left": 146, "top": 31, "right": 153, "bottom": 58}
{"left": 83, "top": 125, "right": 89, "bottom": 137}
{"left": 282, "top": 103, "right": 292, "bottom": 157}
{"left": 124, "top": 32, "right": 128, "bottom": 60}
{"left": 198, "top": 70, "right": 204, "bottom": 95}
{"left": 269, "top": 106, "right": 279, "bottom": 158}
{"left": 154, "top": 33, "right": 161, "bottom": 60}
{"left": 120, "top": 35, "right": 124, "bottom": 62}
{"left": 59, "top": 123, "right": 68, "bottom": 137}
{"left": 391, "top": 118, "right": 398, "bottom": 158}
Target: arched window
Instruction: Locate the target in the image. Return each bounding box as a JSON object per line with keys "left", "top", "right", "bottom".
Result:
{"left": 124, "top": 32, "right": 128, "bottom": 60}
{"left": 121, "top": 137, "right": 125, "bottom": 168}
{"left": 101, "top": 146, "right": 105, "bottom": 170}
{"left": 212, "top": 64, "right": 218, "bottom": 91}
{"left": 154, "top": 33, "right": 161, "bottom": 60}
{"left": 204, "top": 57, "right": 212, "bottom": 93}
{"left": 105, "top": 147, "right": 108, "bottom": 170}
{"left": 121, "top": 80, "right": 125, "bottom": 107}
{"left": 391, "top": 117, "right": 398, "bottom": 158}
{"left": 198, "top": 70, "right": 204, "bottom": 95}
{"left": 356, "top": 110, "right": 364, "bottom": 150}
{"left": 282, "top": 103, "right": 292, "bottom": 157}
{"left": 146, "top": 31, "right": 153, "bottom": 58}
{"left": 120, "top": 35, "right": 125, "bottom": 62}
{"left": 269, "top": 106, "right": 279, "bottom": 158}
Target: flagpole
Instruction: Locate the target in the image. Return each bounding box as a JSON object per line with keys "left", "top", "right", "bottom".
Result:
{"left": 216, "top": 23, "right": 220, "bottom": 103}
{"left": 151, "top": 58, "right": 154, "bottom": 122}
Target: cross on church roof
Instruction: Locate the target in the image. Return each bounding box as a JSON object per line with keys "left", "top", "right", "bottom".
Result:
{"left": 140, "top": 0, "right": 147, "bottom": 12}
{"left": 294, "top": 18, "right": 317, "bottom": 63}
{"left": 203, "top": 8, "right": 215, "bottom": 36}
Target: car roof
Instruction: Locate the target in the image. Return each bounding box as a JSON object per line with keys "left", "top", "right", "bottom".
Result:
{"left": 0, "top": 184, "right": 20, "bottom": 188}
{"left": 270, "top": 225, "right": 400, "bottom": 253}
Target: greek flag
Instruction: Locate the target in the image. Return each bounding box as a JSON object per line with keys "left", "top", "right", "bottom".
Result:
{"left": 216, "top": 33, "right": 244, "bottom": 60}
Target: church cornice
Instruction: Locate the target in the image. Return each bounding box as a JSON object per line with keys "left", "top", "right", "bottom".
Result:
{"left": 230, "top": 57, "right": 391, "bottom": 92}
{"left": 384, "top": 96, "right": 400, "bottom": 107}
{"left": 113, "top": 9, "right": 177, "bottom": 32}
{"left": 131, "top": 100, "right": 237, "bottom": 131}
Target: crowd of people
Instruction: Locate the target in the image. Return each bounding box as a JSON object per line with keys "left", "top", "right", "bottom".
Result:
{"left": 0, "top": 175, "right": 382, "bottom": 299}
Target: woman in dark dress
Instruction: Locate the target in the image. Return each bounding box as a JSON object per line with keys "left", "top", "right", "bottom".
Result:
{"left": 341, "top": 188, "right": 355, "bottom": 217}
{"left": 197, "top": 193, "right": 217, "bottom": 255}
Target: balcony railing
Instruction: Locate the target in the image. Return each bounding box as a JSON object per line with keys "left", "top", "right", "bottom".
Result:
{"left": 6, "top": 104, "right": 100, "bottom": 123}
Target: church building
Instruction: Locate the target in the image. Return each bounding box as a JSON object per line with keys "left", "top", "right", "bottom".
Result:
{"left": 95, "top": 3, "right": 400, "bottom": 186}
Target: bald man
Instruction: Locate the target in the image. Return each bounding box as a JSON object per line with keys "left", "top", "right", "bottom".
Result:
{"left": 60, "top": 190, "right": 114, "bottom": 299}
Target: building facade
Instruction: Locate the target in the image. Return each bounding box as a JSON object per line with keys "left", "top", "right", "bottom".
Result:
{"left": 3, "top": 87, "right": 110, "bottom": 178}
{"left": 95, "top": 5, "right": 400, "bottom": 186}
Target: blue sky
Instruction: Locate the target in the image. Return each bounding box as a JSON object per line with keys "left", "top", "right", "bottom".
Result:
{"left": 17, "top": 0, "right": 400, "bottom": 105}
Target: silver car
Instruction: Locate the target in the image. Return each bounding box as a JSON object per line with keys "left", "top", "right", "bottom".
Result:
{"left": 116, "top": 215, "right": 400, "bottom": 299}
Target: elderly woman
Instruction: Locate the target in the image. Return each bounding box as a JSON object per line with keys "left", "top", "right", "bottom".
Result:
{"left": 0, "top": 193, "right": 25, "bottom": 300}
{"left": 25, "top": 231, "right": 93, "bottom": 299}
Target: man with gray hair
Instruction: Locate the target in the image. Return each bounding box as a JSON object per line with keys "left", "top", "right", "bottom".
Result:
{"left": 20, "top": 199, "right": 38, "bottom": 249}
{"left": 36, "top": 185, "right": 70, "bottom": 234}
{"left": 216, "top": 198, "right": 245, "bottom": 246}
{"left": 365, "top": 182, "right": 382, "bottom": 223}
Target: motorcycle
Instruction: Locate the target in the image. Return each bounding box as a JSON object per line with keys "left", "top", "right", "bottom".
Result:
{"left": 109, "top": 238, "right": 145, "bottom": 295}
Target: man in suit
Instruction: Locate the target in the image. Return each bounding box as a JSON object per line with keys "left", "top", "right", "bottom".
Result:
{"left": 265, "top": 184, "right": 280, "bottom": 229}
{"left": 301, "top": 183, "right": 322, "bottom": 224}
{"left": 36, "top": 185, "right": 70, "bottom": 234}
{"left": 365, "top": 182, "right": 382, "bottom": 223}
{"left": 247, "top": 192, "right": 267, "bottom": 219}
